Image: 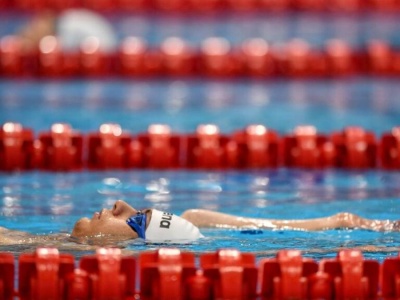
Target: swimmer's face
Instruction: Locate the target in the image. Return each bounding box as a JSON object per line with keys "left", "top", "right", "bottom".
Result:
{"left": 71, "top": 200, "right": 146, "bottom": 239}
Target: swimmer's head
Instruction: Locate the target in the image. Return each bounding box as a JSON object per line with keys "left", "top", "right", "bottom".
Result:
{"left": 71, "top": 200, "right": 150, "bottom": 239}
{"left": 72, "top": 200, "right": 203, "bottom": 242}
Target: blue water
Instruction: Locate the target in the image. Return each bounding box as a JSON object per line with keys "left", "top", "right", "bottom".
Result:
{"left": 0, "top": 169, "right": 400, "bottom": 261}
{"left": 1, "top": 78, "right": 399, "bottom": 134}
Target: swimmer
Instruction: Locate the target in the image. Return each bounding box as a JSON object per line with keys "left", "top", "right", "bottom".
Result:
{"left": 0, "top": 199, "right": 398, "bottom": 246}
{"left": 17, "top": 9, "right": 117, "bottom": 52}
{"left": 71, "top": 200, "right": 398, "bottom": 242}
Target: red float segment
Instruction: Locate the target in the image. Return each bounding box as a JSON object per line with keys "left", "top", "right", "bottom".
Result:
{"left": 366, "top": 40, "right": 394, "bottom": 76}
{"left": 38, "top": 36, "right": 62, "bottom": 77}
{"left": 7, "top": 0, "right": 400, "bottom": 11}
{"left": 199, "top": 37, "right": 243, "bottom": 77}
{"left": 380, "top": 127, "right": 400, "bottom": 169}
{"left": 8, "top": 247, "right": 400, "bottom": 298}
{"left": 233, "top": 125, "right": 279, "bottom": 168}
{"left": 330, "top": 0, "right": 361, "bottom": 11}
{"left": 47, "top": 0, "right": 80, "bottom": 11}
{"left": 64, "top": 269, "right": 90, "bottom": 300}
{"left": 82, "top": 0, "right": 116, "bottom": 11}
{"left": 381, "top": 253, "right": 400, "bottom": 298}
{"left": 240, "top": 38, "right": 276, "bottom": 77}
{"left": 4, "top": 123, "right": 400, "bottom": 171}
{"left": 0, "top": 36, "right": 26, "bottom": 77}
{"left": 0, "top": 122, "right": 39, "bottom": 171}
{"left": 320, "top": 249, "right": 380, "bottom": 299}
{"left": 80, "top": 37, "right": 113, "bottom": 77}
{"left": 118, "top": 0, "right": 148, "bottom": 11}
{"left": 118, "top": 37, "right": 163, "bottom": 77}
{"left": 160, "top": 37, "right": 196, "bottom": 77}
{"left": 185, "top": 124, "right": 237, "bottom": 169}
{"left": 186, "top": 271, "right": 212, "bottom": 300}
{"left": 132, "top": 124, "right": 182, "bottom": 169}
{"left": 282, "top": 125, "right": 334, "bottom": 168}
{"left": 38, "top": 35, "right": 80, "bottom": 77}
{"left": 19, "top": 248, "right": 75, "bottom": 300}
{"left": 331, "top": 126, "right": 377, "bottom": 168}
{"left": 188, "top": 0, "right": 222, "bottom": 12}
{"left": 294, "top": 0, "right": 326, "bottom": 11}
{"left": 259, "top": 249, "right": 321, "bottom": 299}
{"left": 325, "top": 39, "right": 358, "bottom": 76}
{"left": 307, "top": 271, "right": 334, "bottom": 299}
{"left": 140, "top": 248, "right": 197, "bottom": 300}
{"left": 226, "top": 0, "right": 257, "bottom": 11}
{"left": 118, "top": 37, "right": 148, "bottom": 77}
{"left": 153, "top": 0, "right": 186, "bottom": 12}
{"left": 370, "top": 0, "right": 400, "bottom": 10}
{"left": 12, "top": 0, "right": 47, "bottom": 10}
{"left": 0, "top": 36, "right": 19, "bottom": 74}
{"left": 38, "top": 123, "right": 83, "bottom": 171}
{"left": 277, "top": 39, "right": 326, "bottom": 78}
{"left": 87, "top": 124, "right": 133, "bottom": 170}
{"left": 2, "top": 37, "right": 400, "bottom": 78}
{"left": 0, "top": 253, "right": 14, "bottom": 300}
{"left": 79, "top": 248, "right": 136, "bottom": 299}
{"left": 200, "top": 249, "right": 258, "bottom": 299}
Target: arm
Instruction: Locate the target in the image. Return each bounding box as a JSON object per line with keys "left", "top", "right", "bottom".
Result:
{"left": 0, "top": 226, "right": 60, "bottom": 245}
{"left": 0, "top": 226, "right": 28, "bottom": 245}
{"left": 0, "top": 226, "right": 99, "bottom": 249}
{"left": 181, "top": 210, "right": 396, "bottom": 231}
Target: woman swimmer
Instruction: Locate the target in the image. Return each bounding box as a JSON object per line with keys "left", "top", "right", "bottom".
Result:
{"left": 0, "top": 199, "right": 397, "bottom": 246}
{"left": 16, "top": 9, "right": 117, "bottom": 53}
{"left": 70, "top": 200, "right": 398, "bottom": 243}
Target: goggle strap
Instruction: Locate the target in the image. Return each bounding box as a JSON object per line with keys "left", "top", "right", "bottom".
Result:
{"left": 126, "top": 212, "right": 147, "bottom": 239}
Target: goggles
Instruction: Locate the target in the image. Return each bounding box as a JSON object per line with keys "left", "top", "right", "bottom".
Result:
{"left": 126, "top": 211, "right": 147, "bottom": 239}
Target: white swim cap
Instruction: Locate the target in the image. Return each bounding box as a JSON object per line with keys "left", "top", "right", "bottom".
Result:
{"left": 57, "top": 9, "right": 117, "bottom": 53}
{"left": 145, "top": 209, "right": 204, "bottom": 243}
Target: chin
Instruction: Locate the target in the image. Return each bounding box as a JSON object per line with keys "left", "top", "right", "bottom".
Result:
{"left": 71, "top": 217, "right": 90, "bottom": 237}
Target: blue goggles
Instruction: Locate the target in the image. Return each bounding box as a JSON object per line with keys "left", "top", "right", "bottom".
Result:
{"left": 126, "top": 211, "right": 147, "bottom": 239}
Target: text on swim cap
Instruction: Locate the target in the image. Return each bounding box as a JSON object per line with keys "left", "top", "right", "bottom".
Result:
{"left": 160, "top": 211, "right": 172, "bottom": 229}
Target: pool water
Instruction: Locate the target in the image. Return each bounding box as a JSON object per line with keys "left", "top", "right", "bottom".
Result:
{"left": 1, "top": 168, "right": 400, "bottom": 261}
{"left": 1, "top": 78, "right": 399, "bottom": 134}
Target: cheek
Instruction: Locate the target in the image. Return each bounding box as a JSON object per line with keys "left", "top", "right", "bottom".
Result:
{"left": 71, "top": 218, "right": 91, "bottom": 237}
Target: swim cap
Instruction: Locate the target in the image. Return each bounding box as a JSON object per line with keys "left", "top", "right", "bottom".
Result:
{"left": 145, "top": 209, "right": 204, "bottom": 242}
{"left": 57, "top": 9, "right": 117, "bottom": 52}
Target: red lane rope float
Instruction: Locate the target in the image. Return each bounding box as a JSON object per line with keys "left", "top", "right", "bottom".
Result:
{"left": 2, "top": 247, "right": 400, "bottom": 299}
{"left": 2, "top": 0, "right": 400, "bottom": 12}
{"left": 1, "top": 122, "right": 400, "bottom": 171}
{"left": 1, "top": 36, "right": 399, "bottom": 78}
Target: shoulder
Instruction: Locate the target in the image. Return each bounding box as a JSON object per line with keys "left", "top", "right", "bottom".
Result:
{"left": 0, "top": 227, "right": 28, "bottom": 245}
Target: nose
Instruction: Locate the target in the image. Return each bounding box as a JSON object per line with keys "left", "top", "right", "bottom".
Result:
{"left": 112, "top": 200, "right": 137, "bottom": 217}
